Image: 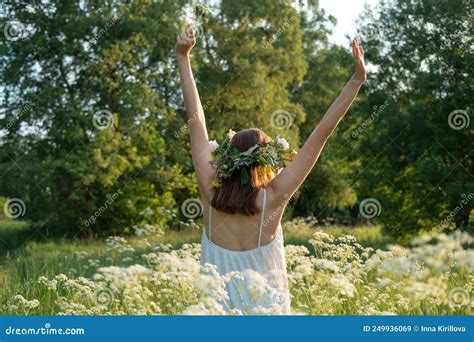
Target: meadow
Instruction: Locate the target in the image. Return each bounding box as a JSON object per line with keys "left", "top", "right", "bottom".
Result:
{"left": 1, "top": 218, "right": 472, "bottom": 315}
{"left": 0, "top": 0, "right": 472, "bottom": 323}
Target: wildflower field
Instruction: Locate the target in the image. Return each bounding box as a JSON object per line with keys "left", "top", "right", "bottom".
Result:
{"left": 1, "top": 219, "right": 472, "bottom": 315}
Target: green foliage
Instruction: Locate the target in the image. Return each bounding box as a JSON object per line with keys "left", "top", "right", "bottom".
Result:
{"left": 355, "top": 0, "right": 473, "bottom": 235}
{"left": 0, "top": 0, "right": 333, "bottom": 236}
{"left": 0, "top": 0, "right": 471, "bottom": 239}
{"left": 291, "top": 45, "right": 359, "bottom": 218}
{"left": 194, "top": 0, "right": 309, "bottom": 144}
{"left": 0, "top": 1, "right": 190, "bottom": 236}
{"left": 0, "top": 220, "right": 33, "bottom": 256}
{"left": 0, "top": 197, "right": 6, "bottom": 220}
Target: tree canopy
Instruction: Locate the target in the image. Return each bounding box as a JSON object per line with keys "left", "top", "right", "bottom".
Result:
{"left": 0, "top": 0, "right": 472, "bottom": 237}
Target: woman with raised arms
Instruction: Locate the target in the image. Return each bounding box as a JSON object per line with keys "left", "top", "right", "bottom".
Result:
{"left": 176, "top": 26, "right": 366, "bottom": 314}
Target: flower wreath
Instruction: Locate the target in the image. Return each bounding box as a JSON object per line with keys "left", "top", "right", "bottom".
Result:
{"left": 209, "top": 129, "right": 298, "bottom": 187}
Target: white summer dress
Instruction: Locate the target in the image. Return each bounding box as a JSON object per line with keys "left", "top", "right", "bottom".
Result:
{"left": 201, "top": 188, "right": 291, "bottom": 314}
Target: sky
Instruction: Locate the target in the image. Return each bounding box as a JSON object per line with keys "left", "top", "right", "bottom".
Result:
{"left": 319, "top": 0, "right": 380, "bottom": 46}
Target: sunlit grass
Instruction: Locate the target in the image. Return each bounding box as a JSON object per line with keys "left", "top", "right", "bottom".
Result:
{"left": 0, "top": 220, "right": 33, "bottom": 256}
{"left": 0, "top": 219, "right": 396, "bottom": 303}
{"left": 0, "top": 219, "right": 471, "bottom": 315}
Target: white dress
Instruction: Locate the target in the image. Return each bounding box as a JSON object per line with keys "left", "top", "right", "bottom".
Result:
{"left": 200, "top": 188, "right": 291, "bottom": 314}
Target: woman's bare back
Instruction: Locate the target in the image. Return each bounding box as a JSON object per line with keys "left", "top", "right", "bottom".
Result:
{"left": 204, "top": 188, "right": 284, "bottom": 252}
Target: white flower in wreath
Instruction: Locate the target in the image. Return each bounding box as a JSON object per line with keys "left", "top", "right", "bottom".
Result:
{"left": 227, "top": 129, "right": 236, "bottom": 140}
{"left": 209, "top": 140, "right": 219, "bottom": 152}
{"left": 276, "top": 137, "right": 289, "bottom": 149}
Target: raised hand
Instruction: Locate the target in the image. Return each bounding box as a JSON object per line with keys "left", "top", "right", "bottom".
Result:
{"left": 352, "top": 37, "right": 366, "bottom": 84}
{"left": 176, "top": 23, "right": 215, "bottom": 202}
{"left": 176, "top": 25, "right": 196, "bottom": 60}
{"left": 268, "top": 38, "right": 366, "bottom": 202}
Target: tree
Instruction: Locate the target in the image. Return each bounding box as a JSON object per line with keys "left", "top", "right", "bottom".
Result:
{"left": 355, "top": 0, "right": 473, "bottom": 235}
{"left": 1, "top": 0, "right": 340, "bottom": 236}
{"left": 291, "top": 44, "right": 359, "bottom": 222}
{"left": 0, "top": 1, "right": 190, "bottom": 236}
{"left": 193, "top": 0, "right": 307, "bottom": 144}
{"left": 193, "top": 1, "right": 360, "bottom": 222}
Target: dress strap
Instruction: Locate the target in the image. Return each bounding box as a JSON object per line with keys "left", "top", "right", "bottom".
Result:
{"left": 208, "top": 202, "right": 212, "bottom": 240}
{"left": 257, "top": 188, "right": 267, "bottom": 247}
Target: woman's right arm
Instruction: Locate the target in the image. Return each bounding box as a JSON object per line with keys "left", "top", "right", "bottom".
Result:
{"left": 176, "top": 27, "right": 215, "bottom": 202}
{"left": 268, "top": 37, "right": 366, "bottom": 201}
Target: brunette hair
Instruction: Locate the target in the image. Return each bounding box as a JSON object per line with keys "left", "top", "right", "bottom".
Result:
{"left": 211, "top": 128, "right": 275, "bottom": 215}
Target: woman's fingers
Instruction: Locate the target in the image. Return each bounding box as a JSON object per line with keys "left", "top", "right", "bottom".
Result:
{"left": 350, "top": 36, "right": 366, "bottom": 82}
{"left": 184, "top": 24, "right": 195, "bottom": 39}
{"left": 176, "top": 24, "right": 196, "bottom": 58}
{"left": 177, "top": 33, "right": 192, "bottom": 46}
{"left": 179, "top": 28, "right": 195, "bottom": 45}
{"left": 176, "top": 24, "right": 196, "bottom": 57}
{"left": 352, "top": 36, "right": 365, "bottom": 62}
{"left": 186, "top": 32, "right": 194, "bottom": 41}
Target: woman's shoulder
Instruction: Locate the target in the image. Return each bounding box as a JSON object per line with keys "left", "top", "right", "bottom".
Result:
{"left": 262, "top": 186, "right": 289, "bottom": 212}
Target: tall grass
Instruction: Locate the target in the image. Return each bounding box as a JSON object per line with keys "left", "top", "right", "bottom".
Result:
{"left": 0, "top": 220, "right": 33, "bottom": 256}
{"left": 2, "top": 218, "right": 469, "bottom": 315}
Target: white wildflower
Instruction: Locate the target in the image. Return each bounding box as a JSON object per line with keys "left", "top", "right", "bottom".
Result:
{"left": 38, "top": 276, "right": 58, "bottom": 290}
{"left": 74, "top": 251, "right": 88, "bottom": 260}
{"left": 276, "top": 137, "right": 289, "bottom": 149}
{"left": 209, "top": 140, "right": 219, "bottom": 152}
{"left": 11, "top": 295, "right": 40, "bottom": 310}
{"left": 227, "top": 129, "right": 236, "bottom": 139}
{"left": 330, "top": 275, "right": 357, "bottom": 297}
{"left": 313, "top": 259, "right": 339, "bottom": 273}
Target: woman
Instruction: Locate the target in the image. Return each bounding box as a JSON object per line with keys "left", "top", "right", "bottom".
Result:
{"left": 176, "top": 26, "right": 366, "bottom": 314}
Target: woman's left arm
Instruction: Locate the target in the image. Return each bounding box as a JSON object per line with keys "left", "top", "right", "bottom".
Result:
{"left": 176, "top": 27, "right": 215, "bottom": 201}
{"left": 268, "top": 37, "right": 366, "bottom": 202}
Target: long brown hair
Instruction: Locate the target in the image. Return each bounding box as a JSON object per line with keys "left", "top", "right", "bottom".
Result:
{"left": 211, "top": 128, "right": 275, "bottom": 215}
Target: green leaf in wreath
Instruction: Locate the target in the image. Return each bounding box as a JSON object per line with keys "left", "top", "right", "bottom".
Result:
{"left": 240, "top": 168, "right": 249, "bottom": 185}
{"left": 241, "top": 144, "right": 259, "bottom": 156}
